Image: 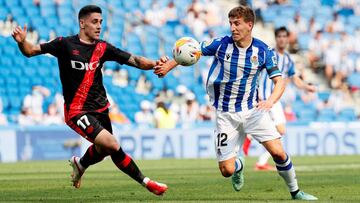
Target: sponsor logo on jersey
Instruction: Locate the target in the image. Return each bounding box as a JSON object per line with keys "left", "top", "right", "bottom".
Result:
{"left": 72, "top": 49, "right": 80, "bottom": 55}
{"left": 70, "top": 60, "right": 102, "bottom": 71}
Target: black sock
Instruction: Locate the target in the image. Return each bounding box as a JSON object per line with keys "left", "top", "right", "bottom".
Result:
{"left": 80, "top": 144, "right": 105, "bottom": 169}
{"left": 111, "top": 147, "right": 145, "bottom": 184}
{"left": 291, "top": 189, "right": 300, "bottom": 197}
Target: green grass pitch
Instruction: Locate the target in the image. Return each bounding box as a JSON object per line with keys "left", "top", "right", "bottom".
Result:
{"left": 0, "top": 156, "right": 359, "bottom": 202}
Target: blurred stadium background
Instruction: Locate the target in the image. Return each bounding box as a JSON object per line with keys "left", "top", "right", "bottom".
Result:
{"left": 0, "top": 0, "right": 359, "bottom": 181}
{"left": 0, "top": 0, "right": 360, "bottom": 202}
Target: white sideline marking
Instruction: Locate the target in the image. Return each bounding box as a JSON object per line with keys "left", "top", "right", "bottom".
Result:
{"left": 294, "top": 164, "right": 360, "bottom": 171}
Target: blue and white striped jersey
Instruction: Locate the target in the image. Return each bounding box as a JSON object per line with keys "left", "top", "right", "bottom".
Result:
{"left": 201, "top": 36, "right": 281, "bottom": 112}
{"left": 258, "top": 52, "right": 295, "bottom": 100}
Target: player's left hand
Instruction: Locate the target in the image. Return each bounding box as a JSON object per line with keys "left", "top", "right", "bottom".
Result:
{"left": 256, "top": 100, "right": 273, "bottom": 111}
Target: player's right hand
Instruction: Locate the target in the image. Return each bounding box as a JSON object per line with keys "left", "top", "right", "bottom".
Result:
{"left": 11, "top": 25, "right": 27, "bottom": 43}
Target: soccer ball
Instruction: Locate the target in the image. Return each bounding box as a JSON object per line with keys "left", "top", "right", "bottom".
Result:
{"left": 172, "top": 37, "right": 201, "bottom": 66}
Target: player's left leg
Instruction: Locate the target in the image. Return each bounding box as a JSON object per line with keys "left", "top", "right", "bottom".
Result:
{"left": 262, "top": 139, "right": 318, "bottom": 200}
{"left": 255, "top": 102, "right": 286, "bottom": 170}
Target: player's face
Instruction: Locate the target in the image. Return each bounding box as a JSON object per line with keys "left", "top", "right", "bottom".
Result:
{"left": 229, "top": 16, "right": 252, "bottom": 43}
{"left": 275, "top": 31, "right": 289, "bottom": 50}
{"left": 80, "top": 13, "right": 102, "bottom": 40}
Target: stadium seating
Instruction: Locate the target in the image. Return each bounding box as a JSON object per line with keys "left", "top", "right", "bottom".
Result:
{"left": 0, "top": 0, "right": 358, "bottom": 125}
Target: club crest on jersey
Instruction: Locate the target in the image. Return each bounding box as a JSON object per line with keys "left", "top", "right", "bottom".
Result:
{"left": 71, "top": 60, "right": 101, "bottom": 71}
{"left": 250, "top": 55, "right": 259, "bottom": 66}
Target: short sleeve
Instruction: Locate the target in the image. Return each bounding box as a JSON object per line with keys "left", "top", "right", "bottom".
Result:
{"left": 287, "top": 58, "right": 295, "bottom": 77}
{"left": 200, "top": 37, "right": 223, "bottom": 56}
{"left": 40, "top": 37, "right": 64, "bottom": 57}
{"left": 103, "top": 42, "right": 131, "bottom": 64}
{"left": 265, "top": 47, "right": 281, "bottom": 78}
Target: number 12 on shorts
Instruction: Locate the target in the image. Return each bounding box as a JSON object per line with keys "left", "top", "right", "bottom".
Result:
{"left": 77, "top": 115, "right": 90, "bottom": 129}
{"left": 217, "top": 133, "right": 228, "bottom": 147}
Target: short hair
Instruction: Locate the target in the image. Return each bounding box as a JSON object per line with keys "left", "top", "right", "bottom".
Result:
{"left": 78, "top": 5, "right": 102, "bottom": 20}
{"left": 228, "top": 5, "right": 255, "bottom": 24}
{"left": 274, "top": 26, "right": 289, "bottom": 37}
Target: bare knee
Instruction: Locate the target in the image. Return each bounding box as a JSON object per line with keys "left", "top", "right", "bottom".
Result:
{"left": 219, "top": 165, "right": 235, "bottom": 177}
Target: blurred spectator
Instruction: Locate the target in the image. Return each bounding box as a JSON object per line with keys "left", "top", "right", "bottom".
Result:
{"left": 326, "top": 13, "right": 344, "bottom": 33}
{"left": 307, "top": 30, "right": 328, "bottom": 70}
{"left": 42, "top": 104, "right": 63, "bottom": 125}
{"left": 135, "top": 74, "right": 152, "bottom": 95}
{"left": 53, "top": 92, "right": 64, "bottom": 119}
{"left": 163, "top": 1, "right": 178, "bottom": 22}
{"left": 180, "top": 93, "right": 200, "bottom": 128}
{"left": 23, "top": 86, "right": 50, "bottom": 123}
{"left": 109, "top": 105, "right": 130, "bottom": 124}
{"left": 154, "top": 101, "right": 177, "bottom": 129}
{"left": 307, "top": 17, "right": 321, "bottom": 36}
{"left": 324, "top": 40, "right": 342, "bottom": 87}
{"left": 135, "top": 100, "right": 155, "bottom": 128}
{"left": 0, "top": 14, "right": 17, "bottom": 37}
{"left": 112, "top": 69, "right": 129, "bottom": 87}
{"left": 327, "top": 84, "right": 355, "bottom": 113}
{"left": 288, "top": 13, "right": 307, "bottom": 49}
{"left": 184, "top": 10, "right": 207, "bottom": 38}
{"left": 0, "top": 97, "right": 8, "bottom": 126}
{"left": 203, "top": 0, "right": 222, "bottom": 26}
{"left": 283, "top": 103, "right": 297, "bottom": 122}
{"left": 18, "top": 108, "right": 36, "bottom": 126}
{"left": 143, "top": 0, "right": 166, "bottom": 27}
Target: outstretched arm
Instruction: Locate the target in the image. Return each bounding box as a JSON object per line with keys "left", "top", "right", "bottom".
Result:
{"left": 126, "top": 55, "right": 157, "bottom": 70}
{"left": 257, "top": 75, "right": 285, "bottom": 111}
{"left": 153, "top": 59, "right": 179, "bottom": 77}
{"left": 291, "top": 76, "right": 316, "bottom": 92}
{"left": 11, "top": 25, "right": 42, "bottom": 57}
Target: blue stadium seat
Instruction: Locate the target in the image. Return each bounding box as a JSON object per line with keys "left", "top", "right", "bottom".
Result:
{"left": 297, "top": 33, "right": 311, "bottom": 50}
{"left": 297, "top": 108, "right": 316, "bottom": 123}
{"left": 31, "top": 76, "right": 42, "bottom": 86}
{"left": 10, "top": 68, "right": 22, "bottom": 77}
{"left": 45, "top": 17, "right": 59, "bottom": 29}
{"left": 20, "top": 0, "right": 34, "bottom": 7}
{"left": 18, "top": 77, "right": 31, "bottom": 87}
{"left": 10, "top": 7, "right": 25, "bottom": 17}
{"left": 347, "top": 73, "right": 360, "bottom": 88}
{"left": 1, "top": 56, "right": 13, "bottom": 66}
{"left": 5, "top": 0, "right": 19, "bottom": 7}
{"left": 25, "top": 6, "right": 39, "bottom": 17}
{"left": 317, "top": 108, "right": 336, "bottom": 122}
{"left": 8, "top": 96, "right": 22, "bottom": 110}
{"left": 23, "top": 67, "right": 37, "bottom": 77}
{"left": 337, "top": 108, "right": 357, "bottom": 121}
{"left": 317, "top": 91, "right": 330, "bottom": 101}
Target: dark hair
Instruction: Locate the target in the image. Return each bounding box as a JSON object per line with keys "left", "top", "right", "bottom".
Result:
{"left": 228, "top": 5, "right": 255, "bottom": 24}
{"left": 274, "top": 26, "right": 289, "bottom": 37}
{"left": 78, "top": 5, "right": 102, "bottom": 20}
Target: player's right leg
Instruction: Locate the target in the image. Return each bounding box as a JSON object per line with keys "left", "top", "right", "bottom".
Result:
{"left": 214, "top": 111, "right": 245, "bottom": 191}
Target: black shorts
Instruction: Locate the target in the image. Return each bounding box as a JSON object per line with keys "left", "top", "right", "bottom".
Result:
{"left": 66, "top": 110, "right": 112, "bottom": 142}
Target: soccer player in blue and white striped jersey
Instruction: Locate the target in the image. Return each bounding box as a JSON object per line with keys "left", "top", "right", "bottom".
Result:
{"left": 155, "top": 6, "right": 317, "bottom": 201}
{"left": 246, "top": 27, "right": 317, "bottom": 171}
